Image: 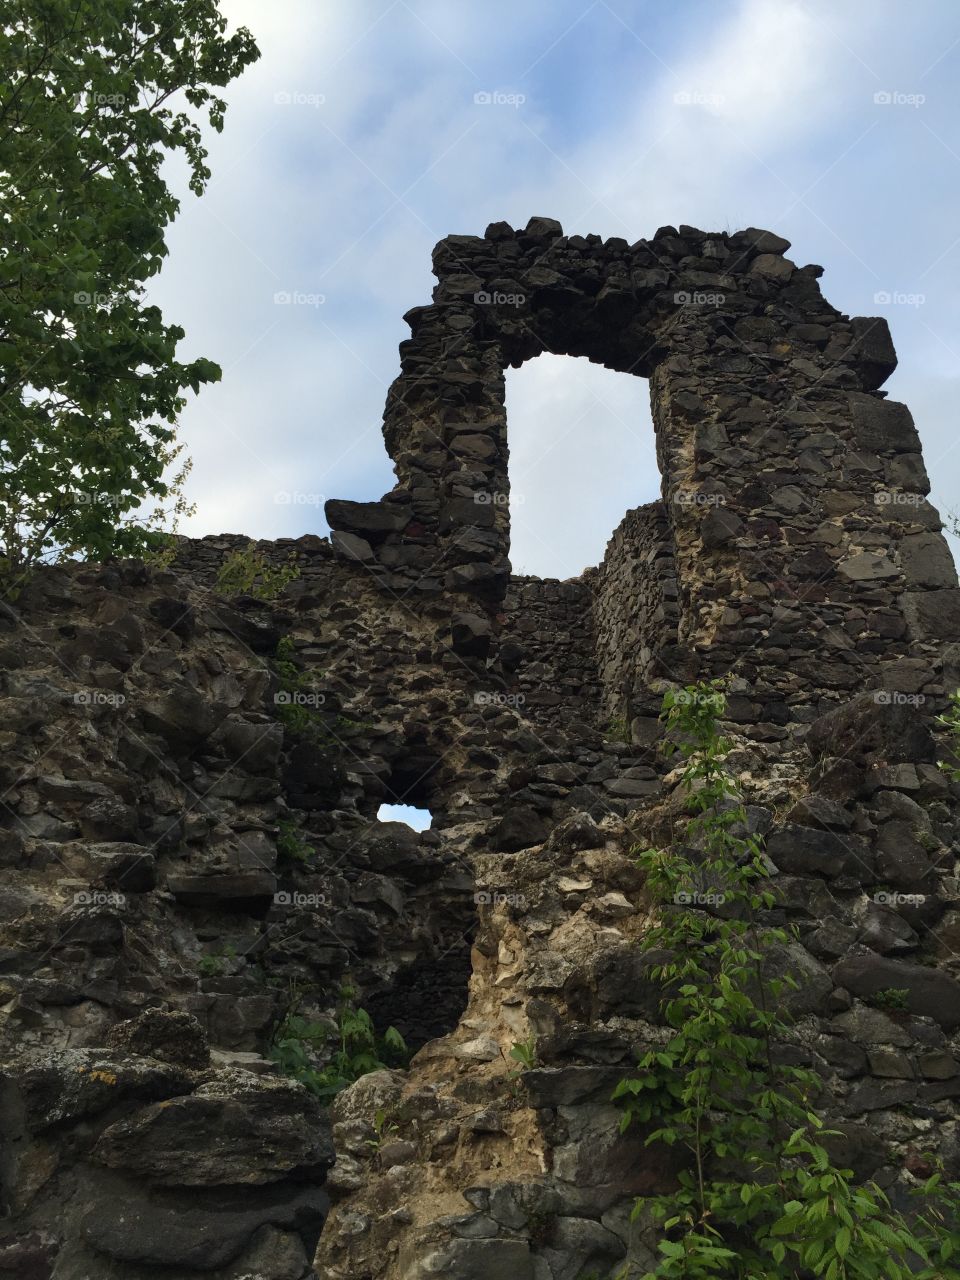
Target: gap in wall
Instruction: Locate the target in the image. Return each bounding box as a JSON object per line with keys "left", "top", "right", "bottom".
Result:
{"left": 377, "top": 802, "right": 432, "bottom": 831}
{"left": 504, "top": 353, "right": 658, "bottom": 579}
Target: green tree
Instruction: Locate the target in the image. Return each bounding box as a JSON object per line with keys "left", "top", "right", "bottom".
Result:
{"left": 0, "top": 0, "right": 259, "bottom": 592}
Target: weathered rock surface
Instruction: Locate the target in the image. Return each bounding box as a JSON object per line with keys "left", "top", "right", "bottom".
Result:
{"left": 1, "top": 219, "right": 959, "bottom": 1278}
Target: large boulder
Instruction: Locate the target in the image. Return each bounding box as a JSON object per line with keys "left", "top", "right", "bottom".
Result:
{"left": 104, "top": 1009, "right": 210, "bottom": 1069}
{"left": 79, "top": 1174, "right": 328, "bottom": 1270}
{"left": 833, "top": 951, "right": 960, "bottom": 1031}
{"left": 805, "top": 691, "right": 935, "bottom": 766}
{"left": 92, "top": 1071, "right": 334, "bottom": 1185}
{"left": 324, "top": 499, "right": 408, "bottom": 540}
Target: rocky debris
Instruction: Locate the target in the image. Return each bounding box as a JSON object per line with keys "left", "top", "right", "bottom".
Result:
{"left": 0, "top": 1029, "right": 332, "bottom": 1278}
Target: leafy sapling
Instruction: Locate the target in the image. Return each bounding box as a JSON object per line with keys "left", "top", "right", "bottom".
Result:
{"left": 612, "top": 680, "right": 960, "bottom": 1279}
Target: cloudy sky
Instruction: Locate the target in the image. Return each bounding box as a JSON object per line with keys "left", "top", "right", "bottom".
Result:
{"left": 150, "top": 0, "right": 960, "bottom": 580}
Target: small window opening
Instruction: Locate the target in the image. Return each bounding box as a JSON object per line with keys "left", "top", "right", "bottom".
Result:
{"left": 377, "top": 803, "right": 432, "bottom": 832}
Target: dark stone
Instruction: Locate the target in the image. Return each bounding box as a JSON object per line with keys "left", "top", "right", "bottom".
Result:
{"left": 814, "top": 1033, "right": 867, "bottom": 1077}
{"left": 80, "top": 1175, "right": 328, "bottom": 1269}
{"left": 451, "top": 612, "right": 493, "bottom": 658}
{"left": 700, "top": 507, "right": 744, "bottom": 547}
{"left": 728, "top": 227, "right": 791, "bottom": 255}
{"left": 522, "top": 1066, "right": 622, "bottom": 1107}
{"left": 523, "top": 216, "right": 563, "bottom": 240}
{"left": 849, "top": 394, "right": 920, "bottom": 453}
{"left": 211, "top": 715, "right": 283, "bottom": 774}
{"left": 765, "top": 824, "right": 872, "bottom": 879}
{"left": 105, "top": 1009, "right": 210, "bottom": 1069}
{"left": 0, "top": 1231, "right": 56, "bottom": 1280}
{"left": 902, "top": 588, "right": 960, "bottom": 641}
{"left": 80, "top": 795, "right": 139, "bottom": 842}
{"left": 874, "top": 821, "right": 937, "bottom": 889}
{"left": 547, "top": 813, "right": 604, "bottom": 853}
{"left": 204, "top": 604, "right": 282, "bottom": 654}
{"left": 492, "top": 805, "right": 548, "bottom": 852}
{"left": 446, "top": 563, "right": 507, "bottom": 591}
{"left": 441, "top": 498, "right": 496, "bottom": 531}
{"left": 833, "top": 951, "right": 960, "bottom": 1031}
{"left": 281, "top": 742, "right": 345, "bottom": 809}
{"left": 857, "top": 904, "right": 919, "bottom": 955}
{"left": 166, "top": 871, "right": 278, "bottom": 906}
{"left": 330, "top": 530, "right": 374, "bottom": 562}
{"left": 7, "top": 1049, "right": 194, "bottom": 1132}
{"left": 402, "top": 1238, "right": 537, "bottom": 1280}
{"left": 805, "top": 692, "right": 935, "bottom": 766}
{"left": 92, "top": 1076, "right": 334, "bottom": 1185}
{"left": 484, "top": 221, "right": 515, "bottom": 240}
{"left": 324, "top": 498, "right": 408, "bottom": 540}
{"left": 148, "top": 596, "right": 197, "bottom": 640}
{"left": 806, "top": 920, "right": 859, "bottom": 961}
{"left": 139, "top": 684, "right": 219, "bottom": 752}
{"left": 822, "top": 1123, "right": 888, "bottom": 1180}
{"left": 849, "top": 317, "right": 897, "bottom": 390}
{"left": 89, "top": 842, "right": 157, "bottom": 893}
{"left": 785, "top": 795, "right": 854, "bottom": 830}
{"left": 540, "top": 1216, "right": 625, "bottom": 1278}
{"left": 845, "top": 1078, "right": 917, "bottom": 1114}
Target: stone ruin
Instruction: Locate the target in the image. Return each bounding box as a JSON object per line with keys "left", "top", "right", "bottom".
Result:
{"left": 1, "top": 217, "right": 959, "bottom": 1279}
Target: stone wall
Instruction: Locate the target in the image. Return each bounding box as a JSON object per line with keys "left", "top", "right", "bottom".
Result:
{"left": 1, "top": 219, "right": 959, "bottom": 1280}
{"left": 591, "top": 502, "right": 686, "bottom": 727}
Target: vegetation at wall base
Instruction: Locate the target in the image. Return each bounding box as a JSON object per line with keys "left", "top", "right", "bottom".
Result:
{"left": 271, "top": 984, "right": 408, "bottom": 1105}
{"left": 613, "top": 681, "right": 960, "bottom": 1280}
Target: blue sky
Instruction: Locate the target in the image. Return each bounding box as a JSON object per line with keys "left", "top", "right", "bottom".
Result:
{"left": 151, "top": 0, "right": 960, "bottom": 578}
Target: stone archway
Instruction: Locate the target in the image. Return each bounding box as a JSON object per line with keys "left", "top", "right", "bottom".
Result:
{"left": 325, "top": 216, "right": 957, "bottom": 728}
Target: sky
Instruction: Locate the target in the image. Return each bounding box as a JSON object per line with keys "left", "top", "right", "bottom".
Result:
{"left": 149, "top": 0, "right": 960, "bottom": 581}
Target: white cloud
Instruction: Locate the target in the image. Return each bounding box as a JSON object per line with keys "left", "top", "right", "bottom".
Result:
{"left": 146, "top": 0, "right": 960, "bottom": 572}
